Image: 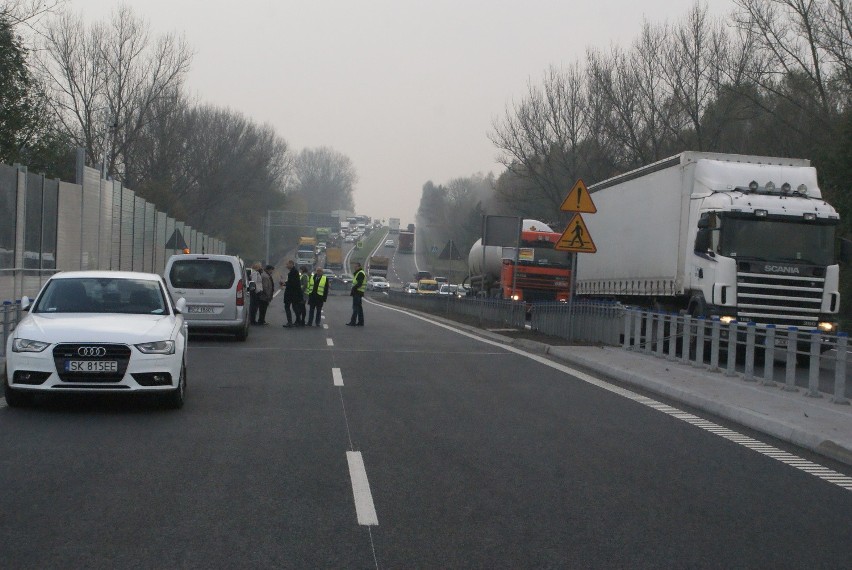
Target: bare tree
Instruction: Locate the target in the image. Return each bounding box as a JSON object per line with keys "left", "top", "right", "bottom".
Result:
{"left": 732, "top": 0, "right": 843, "bottom": 128}
{"left": 0, "top": 0, "right": 65, "bottom": 28}
{"left": 38, "top": 4, "right": 192, "bottom": 181}
{"left": 489, "top": 63, "right": 589, "bottom": 216}
{"left": 287, "top": 147, "right": 357, "bottom": 214}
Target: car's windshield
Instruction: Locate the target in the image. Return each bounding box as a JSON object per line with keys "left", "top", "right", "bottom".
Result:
{"left": 34, "top": 278, "right": 168, "bottom": 315}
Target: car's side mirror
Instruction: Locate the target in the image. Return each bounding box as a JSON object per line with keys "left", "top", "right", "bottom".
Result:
{"left": 20, "top": 296, "right": 31, "bottom": 311}
{"left": 175, "top": 297, "right": 187, "bottom": 314}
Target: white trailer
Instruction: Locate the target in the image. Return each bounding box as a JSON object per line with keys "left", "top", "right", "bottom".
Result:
{"left": 577, "top": 152, "right": 841, "bottom": 333}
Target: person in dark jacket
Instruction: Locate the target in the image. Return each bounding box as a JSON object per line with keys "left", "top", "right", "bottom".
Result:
{"left": 306, "top": 267, "right": 329, "bottom": 327}
{"left": 281, "top": 260, "right": 302, "bottom": 328}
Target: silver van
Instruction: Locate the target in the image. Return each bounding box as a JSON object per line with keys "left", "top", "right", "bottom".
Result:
{"left": 163, "top": 254, "right": 251, "bottom": 341}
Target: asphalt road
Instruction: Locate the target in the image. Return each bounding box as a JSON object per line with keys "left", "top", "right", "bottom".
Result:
{"left": 2, "top": 292, "right": 852, "bottom": 569}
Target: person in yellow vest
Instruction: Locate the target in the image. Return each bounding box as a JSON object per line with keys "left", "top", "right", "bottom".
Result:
{"left": 346, "top": 262, "right": 366, "bottom": 326}
{"left": 306, "top": 267, "right": 329, "bottom": 327}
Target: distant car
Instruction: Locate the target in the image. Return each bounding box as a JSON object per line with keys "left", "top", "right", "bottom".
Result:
{"left": 439, "top": 284, "right": 461, "bottom": 297}
{"left": 344, "top": 236, "right": 355, "bottom": 243}
{"left": 404, "top": 282, "right": 418, "bottom": 294}
{"left": 414, "top": 271, "right": 432, "bottom": 281}
{"left": 434, "top": 276, "right": 448, "bottom": 284}
{"left": 4, "top": 271, "right": 188, "bottom": 408}
{"left": 384, "top": 239, "right": 395, "bottom": 248}
{"left": 367, "top": 276, "right": 390, "bottom": 291}
{"left": 338, "top": 274, "right": 353, "bottom": 285}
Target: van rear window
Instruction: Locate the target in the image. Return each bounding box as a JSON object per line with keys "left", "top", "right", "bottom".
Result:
{"left": 169, "top": 260, "right": 235, "bottom": 289}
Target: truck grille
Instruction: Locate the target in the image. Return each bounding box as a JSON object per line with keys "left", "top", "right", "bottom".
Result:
{"left": 736, "top": 271, "right": 824, "bottom": 328}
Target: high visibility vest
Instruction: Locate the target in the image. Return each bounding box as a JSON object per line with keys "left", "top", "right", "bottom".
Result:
{"left": 309, "top": 274, "right": 328, "bottom": 296}
{"left": 354, "top": 269, "right": 366, "bottom": 293}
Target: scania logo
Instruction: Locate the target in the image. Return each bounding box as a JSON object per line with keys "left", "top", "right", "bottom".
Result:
{"left": 77, "top": 346, "right": 107, "bottom": 357}
{"left": 764, "top": 265, "right": 800, "bottom": 274}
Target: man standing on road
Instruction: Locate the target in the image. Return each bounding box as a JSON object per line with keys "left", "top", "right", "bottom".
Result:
{"left": 296, "top": 265, "right": 310, "bottom": 326}
{"left": 249, "top": 262, "right": 263, "bottom": 325}
{"left": 257, "top": 264, "right": 275, "bottom": 325}
{"left": 306, "top": 267, "right": 329, "bottom": 326}
{"left": 281, "top": 260, "right": 302, "bottom": 328}
{"left": 346, "top": 262, "right": 366, "bottom": 326}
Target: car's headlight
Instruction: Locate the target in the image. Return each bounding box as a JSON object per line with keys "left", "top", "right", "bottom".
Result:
{"left": 135, "top": 340, "right": 175, "bottom": 355}
{"left": 12, "top": 338, "right": 51, "bottom": 353}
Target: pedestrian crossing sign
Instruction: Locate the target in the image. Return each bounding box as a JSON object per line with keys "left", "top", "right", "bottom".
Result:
{"left": 555, "top": 214, "right": 596, "bottom": 253}
{"left": 560, "top": 179, "right": 597, "bottom": 213}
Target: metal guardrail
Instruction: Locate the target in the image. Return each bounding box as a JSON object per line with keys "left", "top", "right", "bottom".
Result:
{"left": 530, "top": 301, "right": 623, "bottom": 345}
{"left": 380, "top": 290, "right": 526, "bottom": 328}
{"left": 622, "top": 310, "right": 850, "bottom": 404}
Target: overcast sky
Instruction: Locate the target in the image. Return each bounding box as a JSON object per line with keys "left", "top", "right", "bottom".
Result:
{"left": 69, "top": 0, "right": 734, "bottom": 225}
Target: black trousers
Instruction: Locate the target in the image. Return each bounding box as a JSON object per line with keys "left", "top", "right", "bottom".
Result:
{"left": 257, "top": 300, "right": 270, "bottom": 324}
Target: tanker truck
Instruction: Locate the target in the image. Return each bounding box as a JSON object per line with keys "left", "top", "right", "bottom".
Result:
{"left": 576, "top": 151, "right": 841, "bottom": 336}
{"left": 466, "top": 219, "right": 572, "bottom": 302}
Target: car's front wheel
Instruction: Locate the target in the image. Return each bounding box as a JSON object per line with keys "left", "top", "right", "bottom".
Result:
{"left": 4, "top": 372, "right": 34, "bottom": 408}
{"left": 162, "top": 361, "right": 186, "bottom": 409}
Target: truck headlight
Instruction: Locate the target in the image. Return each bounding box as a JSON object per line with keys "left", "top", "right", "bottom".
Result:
{"left": 719, "top": 315, "right": 736, "bottom": 325}
{"left": 817, "top": 322, "right": 835, "bottom": 333}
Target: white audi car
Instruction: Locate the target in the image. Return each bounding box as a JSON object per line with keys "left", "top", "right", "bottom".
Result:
{"left": 3, "top": 271, "right": 188, "bottom": 408}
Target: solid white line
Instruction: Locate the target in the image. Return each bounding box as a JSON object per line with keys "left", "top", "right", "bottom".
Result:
{"left": 366, "top": 299, "right": 852, "bottom": 492}
{"left": 327, "top": 338, "right": 334, "bottom": 347}
{"left": 332, "top": 367, "right": 344, "bottom": 386}
{"left": 347, "top": 451, "right": 379, "bottom": 526}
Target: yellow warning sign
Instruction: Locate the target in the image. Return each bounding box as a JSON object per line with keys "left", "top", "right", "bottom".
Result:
{"left": 555, "top": 214, "right": 597, "bottom": 253}
{"left": 560, "top": 179, "right": 597, "bottom": 213}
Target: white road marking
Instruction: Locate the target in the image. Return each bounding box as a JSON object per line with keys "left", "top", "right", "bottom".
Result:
{"left": 332, "top": 367, "right": 344, "bottom": 386}
{"left": 323, "top": 324, "right": 329, "bottom": 329}
{"left": 326, "top": 338, "right": 334, "bottom": 347}
{"left": 346, "top": 451, "right": 379, "bottom": 526}
{"left": 0, "top": 397, "right": 6, "bottom": 409}
{"left": 367, "top": 299, "right": 852, "bottom": 492}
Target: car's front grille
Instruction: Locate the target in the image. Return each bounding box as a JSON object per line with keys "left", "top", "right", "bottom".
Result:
{"left": 52, "top": 343, "right": 131, "bottom": 383}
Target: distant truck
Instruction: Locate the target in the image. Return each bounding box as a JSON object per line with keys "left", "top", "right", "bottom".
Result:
{"left": 369, "top": 256, "right": 389, "bottom": 278}
{"left": 398, "top": 231, "right": 414, "bottom": 253}
{"left": 325, "top": 247, "right": 343, "bottom": 270}
{"left": 388, "top": 218, "right": 400, "bottom": 233}
{"left": 407, "top": 223, "right": 415, "bottom": 233}
{"left": 467, "top": 219, "right": 571, "bottom": 302}
{"left": 577, "top": 151, "right": 841, "bottom": 335}
{"left": 315, "top": 227, "right": 331, "bottom": 242}
{"left": 297, "top": 236, "right": 317, "bottom": 268}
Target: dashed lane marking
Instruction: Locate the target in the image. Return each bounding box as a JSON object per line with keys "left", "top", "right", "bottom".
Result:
{"left": 327, "top": 338, "right": 334, "bottom": 347}
{"left": 332, "top": 368, "right": 344, "bottom": 386}
{"left": 346, "top": 451, "right": 379, "bottom": 526}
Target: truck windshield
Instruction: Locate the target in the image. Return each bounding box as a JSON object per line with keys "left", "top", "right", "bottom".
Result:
{"left": 719, "top": 217, "right": 836, "bottom": 265}
{"left": 517, "top": 244, "right": 572, "bottom": 268}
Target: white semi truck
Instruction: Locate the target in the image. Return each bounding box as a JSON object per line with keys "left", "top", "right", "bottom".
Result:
{"left": 576, "top": 152, "right": 841, "bottom": 335}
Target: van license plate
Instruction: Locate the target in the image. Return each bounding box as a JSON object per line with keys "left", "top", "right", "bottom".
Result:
{"left": 188, "top": 306, "right": 215, "bottom": 313}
